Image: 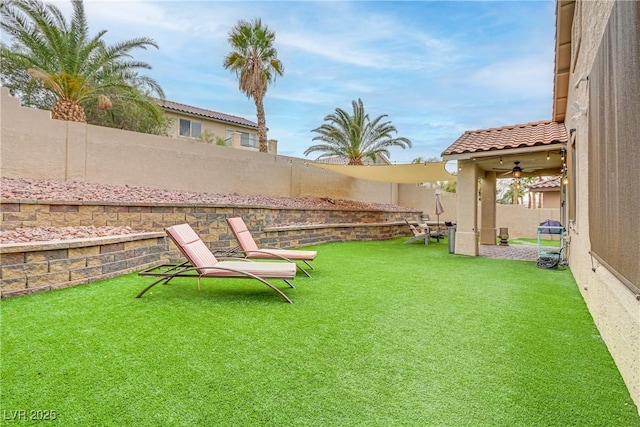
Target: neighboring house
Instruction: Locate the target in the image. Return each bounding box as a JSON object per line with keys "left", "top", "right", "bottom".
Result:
{"left": 527, "top": 177, "right": 561, "bottom": 209}
{"left": 157, "top": 99, "right": 278, "bottom": 154}
{"left": 443, "top": 0, "right": 639, "bottom": 410}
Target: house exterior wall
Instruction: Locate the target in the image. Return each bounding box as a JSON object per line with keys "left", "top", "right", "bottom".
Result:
{"left": 163, "top": 111, "right": 264, "bottom": 151}
{"left": 564, "top": 0, "right": 639, "bottom": 410}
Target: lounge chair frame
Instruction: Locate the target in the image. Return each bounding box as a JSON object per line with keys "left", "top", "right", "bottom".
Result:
{"left": 137, "top": 261, "right": 295, "bottom": 303}
{"left": 224, "top": 246, "right": 314, "bottom": 277}
{"left": 137, "top": 224, "right": 296, "bottom": 303}
{"left": 226, "top": 217, "right": 317, "bottom": 277}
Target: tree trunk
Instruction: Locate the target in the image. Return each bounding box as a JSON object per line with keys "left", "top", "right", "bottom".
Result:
{"left": 51, "top": 98, "right": 87, "bottom": 123}
{"left": 254, "top": 93, "right": 267, "bottom": 152}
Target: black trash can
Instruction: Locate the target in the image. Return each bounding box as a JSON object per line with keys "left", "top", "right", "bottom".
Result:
{"left": 447, "top": 225, "right": 456, "bottom": 254}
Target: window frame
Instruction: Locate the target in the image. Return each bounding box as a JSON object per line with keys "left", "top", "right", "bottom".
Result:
{"left": 178, "top": 118, "right": 202, "bottom": 139}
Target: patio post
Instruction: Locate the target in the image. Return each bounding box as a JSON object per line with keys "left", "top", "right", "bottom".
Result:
{"left": 480, "top": 171, "right": 497, "bottom": 245}
{"left": 454, "top": 160, "right": 479, "bottom": 256}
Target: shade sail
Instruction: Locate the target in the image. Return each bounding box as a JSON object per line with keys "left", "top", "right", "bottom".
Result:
{"left": 308, "top": 161, "right": 456, "bottom": 184}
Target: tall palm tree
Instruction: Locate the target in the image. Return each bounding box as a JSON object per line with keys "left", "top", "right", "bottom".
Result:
{"left": 0, "top": 0, "right": 164, "bottom": 123}
{"left": 305, "top": 99, "right": 412, "bottom": 165}
{"left": 223, "top": 18, "right": 284, "bottom": 152}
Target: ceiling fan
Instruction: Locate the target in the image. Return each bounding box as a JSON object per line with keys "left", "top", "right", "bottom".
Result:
{"left": 492, "top": 161, "right": 531, "bottom": 178}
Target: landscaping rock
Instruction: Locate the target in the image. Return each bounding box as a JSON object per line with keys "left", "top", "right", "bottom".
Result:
{"left": 1, "top": 177, "right": 415, "bottom": 243}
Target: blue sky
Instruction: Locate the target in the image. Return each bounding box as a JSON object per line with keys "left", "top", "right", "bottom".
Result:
{"left": 68, "top": 0, "right": 557, "bottom": 162}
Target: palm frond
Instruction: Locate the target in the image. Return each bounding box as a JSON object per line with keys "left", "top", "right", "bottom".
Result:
{"left": 307, "top": 98, "right": 412, "bottom": 163}
{"left": 2, "top": 0, "right": 164, "bottom": 128}
{"left": 224, "top": 17, "right": 284, "bottom": 151}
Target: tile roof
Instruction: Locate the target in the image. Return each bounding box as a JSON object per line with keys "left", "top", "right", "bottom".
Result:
{"left": 528, "top": 177, "right": 561, "bottom": 191}
{"left": 442, "top": 120, "right": 567, "bottom": 156}
{"left": 158, "top": 99, "right": 258, "bottom": 129}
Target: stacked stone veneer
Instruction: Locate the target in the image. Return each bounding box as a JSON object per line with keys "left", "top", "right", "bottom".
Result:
{"left": 1, "top": 233, "right": 166, "bottom": 297}
{"left": 1, "top": 201, "right": 420, "bottom": 297}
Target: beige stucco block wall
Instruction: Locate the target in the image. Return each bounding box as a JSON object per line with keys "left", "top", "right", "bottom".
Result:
{"left": 397, "top": 184, "right": 457, "bottom": 222}
{"left": 494, "top": 205, "right": 561, "bottom": 239}
{"left": 1, "top": 92, "right": 67, "bottom": 181}
{"left": 81, "top": 123, "right": 293, "bottom": 197}
{"left": 0, "top": 88, "right": 399, "bottom": 206}
{"left": 542, "top": 191, "right": 561, "bottom": 209}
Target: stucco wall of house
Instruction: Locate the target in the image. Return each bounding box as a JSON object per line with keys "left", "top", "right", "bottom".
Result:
{"left": 163, "top": 110, "right": 257, "bottom": 145}
{"left": 565, "top": 0, "right": 639, "bottom": 410}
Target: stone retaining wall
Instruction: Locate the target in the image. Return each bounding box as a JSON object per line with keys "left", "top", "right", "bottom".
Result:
{"left": 0, "top": 200, "right": 417, "bottom": 250}
{"left": 0, "top": 232, "right": 166, "bottom": 297}
{"left": 0, "top": 201, "right": 421, "bottom": 297}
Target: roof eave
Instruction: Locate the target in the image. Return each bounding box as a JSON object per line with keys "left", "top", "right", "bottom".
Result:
{"left": 161, "top": 106, "right": 258, "bottom": 130}
{"left": 552, "top": 0, "right": 576, "bottom": 123}
{"left": 442, "top": 141, "right": 567, "bottom": 161}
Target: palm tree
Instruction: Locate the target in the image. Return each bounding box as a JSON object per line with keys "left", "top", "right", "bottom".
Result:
{"left": 411, "top": 156, "right": 440, "bottom": 164}
{"left": 223, "top": 18, "right": 284, "bottom": 152}
{"left": 305, "top": 99, "right": 412, "bottom": 165}
{"left": 0, "top": 0, "right": 164, "bottom": 123}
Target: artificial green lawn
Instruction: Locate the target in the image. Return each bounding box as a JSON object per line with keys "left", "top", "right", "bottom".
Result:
{"left": 1, "top": 238, "right": 638, "bottom": 426}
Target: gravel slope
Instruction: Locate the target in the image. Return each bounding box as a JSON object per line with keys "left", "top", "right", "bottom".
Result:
{"left": 1, "top": 177, "right": 414, "bottom": 244}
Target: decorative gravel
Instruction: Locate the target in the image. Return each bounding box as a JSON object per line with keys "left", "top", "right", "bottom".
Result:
{"left": 1, "top": 177, "right": 414, "bottom": 244}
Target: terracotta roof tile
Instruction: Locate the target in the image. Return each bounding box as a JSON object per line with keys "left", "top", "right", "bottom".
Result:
{"left": 442, "top": 120, "right": 567, "bottom": 155}
{"left": 528, "top": 177, "right": 561, "bottom": 190}
{"left": 158, "top": 99, "right": 258, "bottom": 129}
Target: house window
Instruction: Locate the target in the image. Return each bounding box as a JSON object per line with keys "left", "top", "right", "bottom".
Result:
{"left": 226, "top": 130, "right": 258, "bottom": 148}
{"left": 241, "top": 132, "right": 258, "bottom": 148}
{"left": 179, "top": 119, "right": 201, "bottom": 138}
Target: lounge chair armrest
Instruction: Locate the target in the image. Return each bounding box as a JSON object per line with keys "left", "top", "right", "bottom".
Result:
{"left": 244, "top": 249, "right": 295, "bottom": 263}
{"left": 215, "top": 256, "right": 255, "bottom": 262}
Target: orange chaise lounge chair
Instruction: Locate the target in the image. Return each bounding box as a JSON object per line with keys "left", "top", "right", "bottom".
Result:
{"left": 137, "top": 223, "right": 297, "bottom": 303}
{"left": 226, "top": 217, "right": 317, "bottom": 278}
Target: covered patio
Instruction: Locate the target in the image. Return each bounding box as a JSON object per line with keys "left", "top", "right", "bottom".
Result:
{"left": 442, "top": 120, "right": 568, "bottom": 256}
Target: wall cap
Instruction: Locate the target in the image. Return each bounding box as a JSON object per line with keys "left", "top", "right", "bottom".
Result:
{"left": 0, "top": 232, "right": 165, "bottom": 254}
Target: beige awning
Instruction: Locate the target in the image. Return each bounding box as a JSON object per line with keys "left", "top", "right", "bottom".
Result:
{"left": 308, "top": 161, "right": 456, "bottom": 184}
